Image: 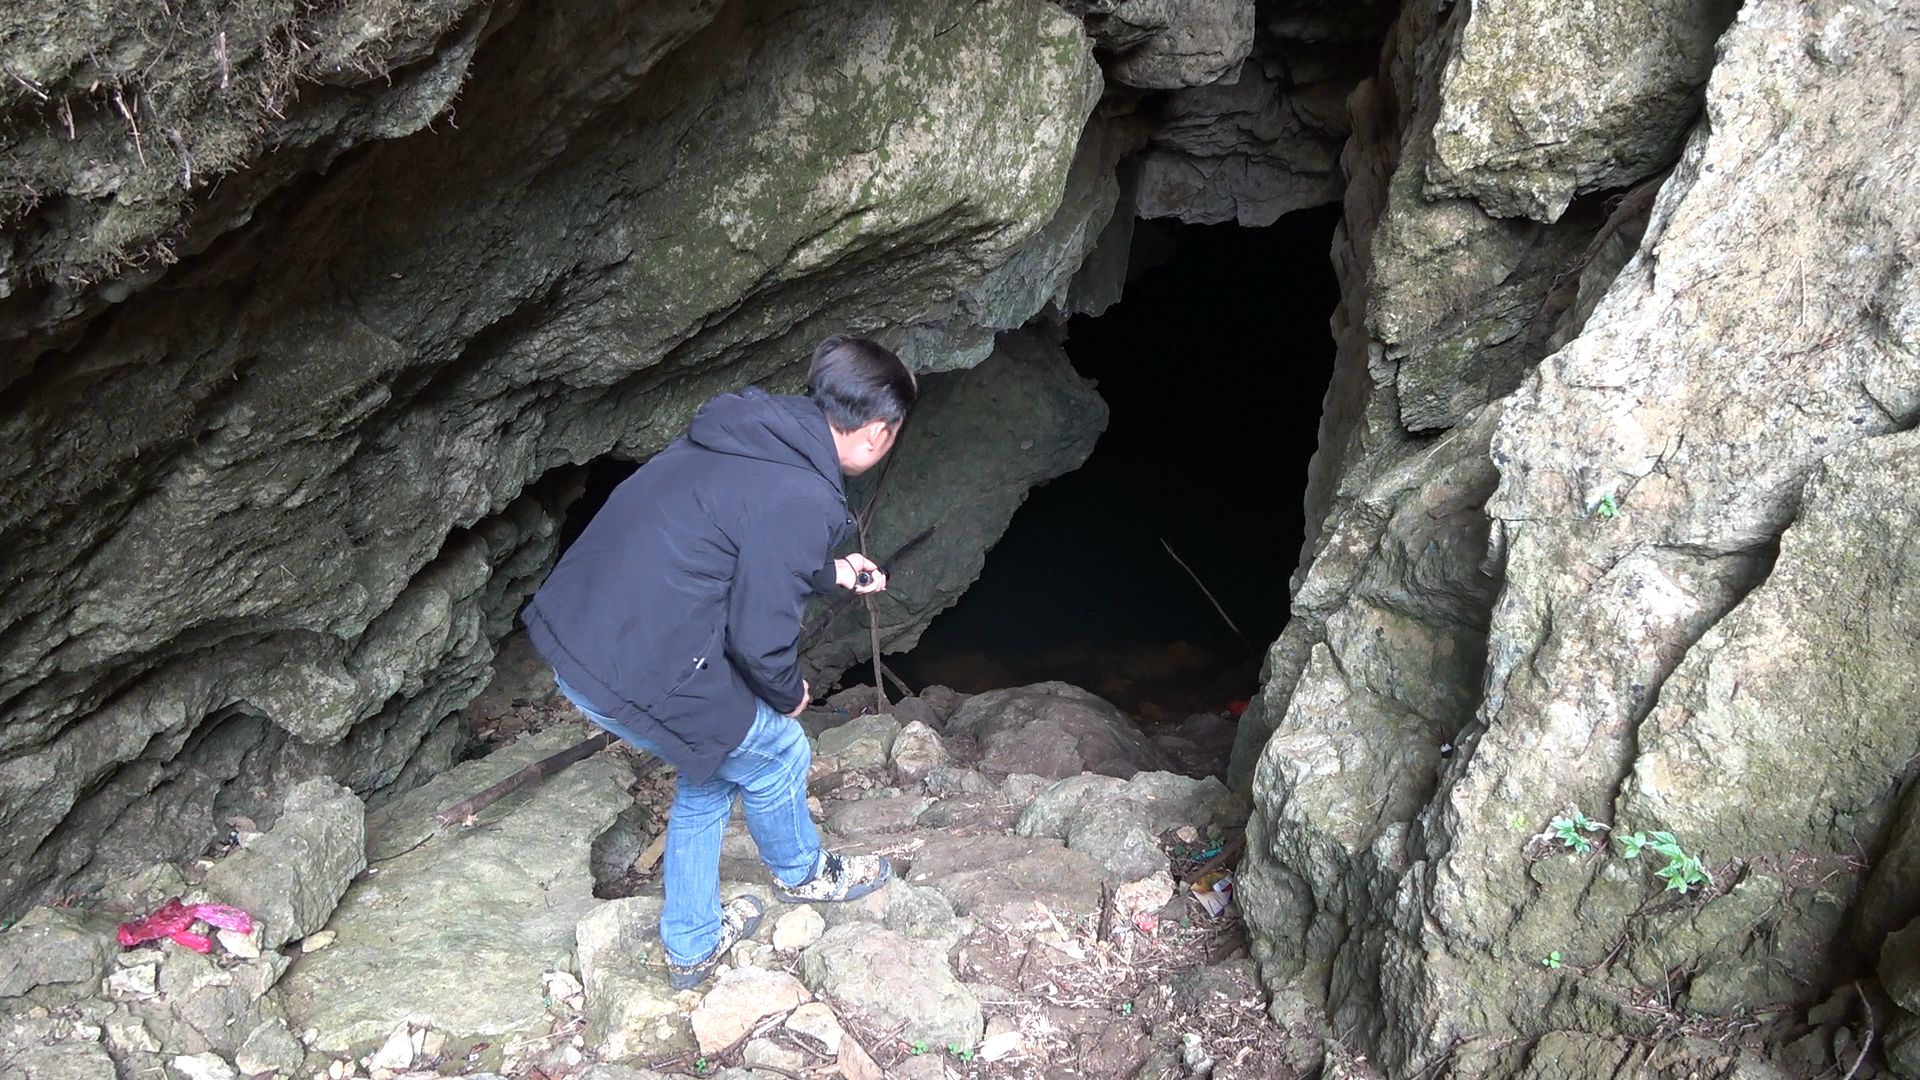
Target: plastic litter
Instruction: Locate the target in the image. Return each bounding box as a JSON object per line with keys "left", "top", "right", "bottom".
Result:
{"left": 1189, "top": 870, "right": 1234, "bottom": 919}
{"left": 115, "top": 897, "right": 255, "bottom": 954}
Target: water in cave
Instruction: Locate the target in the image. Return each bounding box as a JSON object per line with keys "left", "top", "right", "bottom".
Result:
{"left": 882, "top": 208, "right": 1342, "bottom": 719}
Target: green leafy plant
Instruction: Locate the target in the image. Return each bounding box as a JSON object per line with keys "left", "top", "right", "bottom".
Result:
{"left": 909, "top": 1041, "right": 929, "bottom": 1055}
{"left": 1550, "top": 809, "right": 1609, "bottom": 854}
{"left": 1593, "top": 492, "right": 1620, "bottom": 519}
{"left": 1542, "top": 950, "right": 1563, "bottom": 970}
{"left": 694, "top": 1058, "right": 710, "bottom": 1074}
{"left": 948, "top": 1042, "right": 975, "bottom": 1062}
{"left": 1120, "top": 1001, "right": 1134, "bottom": 1016}
{"left": 1618, "top": 830, "right": 1711, "bottom": 893}
{"left": 1509, "top": 811, "right": 1529, "bottom": 832}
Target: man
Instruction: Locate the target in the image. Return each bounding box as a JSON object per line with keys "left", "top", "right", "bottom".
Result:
{"left": 522, "top": 336, "right": 915, "bottom": 989}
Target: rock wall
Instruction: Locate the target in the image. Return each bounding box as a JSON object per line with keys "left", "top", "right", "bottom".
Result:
{"left": 0, "top": 0, "right": 1105, "bottom": 917}
{"left": 1236, "top": 0, "right": 1920, "bottom": 1074}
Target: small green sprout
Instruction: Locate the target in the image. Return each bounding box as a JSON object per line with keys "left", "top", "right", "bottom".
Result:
{"left": 695, "top": 1057, "right": 710, "bottom": 1074}
{"left": 910, "top": 1041, "right": 929, "bottom": 1055}
{"left": 1618, "top": 830, "right": 1711, "bottom": 893}
{"left": 1550, "top": 809, "right": 1609, "bottom": 854}
{"left": 1542, "top": 950, "right": 1563, "bottom": 970}
{"left": 1593, "top": 493, "right": 1620, "bottom": 519}
{"left": 1120, "top": 1001, "right": 1134, "bottom": 1016}
{"left": 949, "top": 1042, "right": 975, "bottom": 1062}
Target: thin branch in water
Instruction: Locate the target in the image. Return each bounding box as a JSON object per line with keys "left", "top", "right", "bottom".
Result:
{"left": 1159, "top": 537, "right": 1258, "bottom": 659}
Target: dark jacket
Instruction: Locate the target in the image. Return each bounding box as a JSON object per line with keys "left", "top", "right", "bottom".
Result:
{"left": 522, "top": 388, "right": 854, "bottom": 782}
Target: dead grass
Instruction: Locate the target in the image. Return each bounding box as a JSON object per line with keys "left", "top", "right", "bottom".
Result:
{"left": 0, "top": 0, "right": 476, "bottom": 288}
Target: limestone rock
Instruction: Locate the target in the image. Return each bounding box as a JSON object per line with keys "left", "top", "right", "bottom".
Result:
{"left": 200, "top": 778, "right": 366, "bottom": 950}
{"left": 1113, "top": 871, "right": 1176, "bottom": 921}
{"left": 891, "top": 698, "right": 946, "bottom": 733}
{"left": 785, "top": 1002, "right": 845, "bottom": 1055}
{"left": 815, "top": 716, "right": 902, "bottom": 772}
{"left": 772, "top": 908, "right": 826, "bottom": 953}
{"left": 234, "top": 1019, "right": 306, "bottom": 1077}
{"left": 0, "top": 907, "right": 115, "bottom": 1000}
{"left": 945, "top": 683, "right": 1168, "bottom": 778}
{"left": 1883, "top": 917, "right": 1920, "bottom": 1016}
{"left": 1016, "top": 771, "right": 1237, "bottom": 879}
{"left": 917, "top": 687, "right": 968, "bottom": 723}
{"left": 575, "top": 896, "right": 690, "bottom": 1061}
{"left": 743, "top": 1039, "right": 809, "bottom": 1072}
{"left": 926, "top": 766, "right": 1000, "bottom": 797}
{"left": 799, "top": 925, "right": 982, "bottom": 1050}
{"left": 171, "top": 1053, "right": 239, "bottom": 1080}
{"left": 0, "top": 1043, "right": 117, "bottom": 1080}
{"left": 819, "top": 878, "right": 965, "bottom": 951}
{"left": 278, "top": 728, "right": 633, "bottom": 1051}
{"left": 1238, "top": 0, "right": 1920, "bottom": 1071}
{"left": 889, "top": 721, "right": 951, "bottom": 783}
{"left": 1072, "top": 0, "right": 1256, "bottom": 89}
{"left": 907, "top": 834, "right": 1107, "bottom": 924}
{"left": 1134, "top": 54, "right": 1353, "bottom": 225}
{"left": 1888, "top": 1012, "right": 1920, "bottom": 1080}
{"left": 885, "top": 112, "right": 1133, "bottom": 373}
{"left": 690, "top": 967, "right": 811, "bottom": 1055}
{"left": 368, "top": 1024, "right": 415, "bottom": 1071}
{"left": 1426, "top": 0, "right": 1736, "bottom": 221}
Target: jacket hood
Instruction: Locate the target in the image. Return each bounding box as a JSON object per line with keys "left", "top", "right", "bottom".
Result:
{"left": 688, "top": 388, "right": 844, "bottom": 492}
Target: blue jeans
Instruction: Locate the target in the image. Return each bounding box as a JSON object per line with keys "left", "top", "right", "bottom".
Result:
{"left": 556, "top": 678, "right": 821, "bottom": 965}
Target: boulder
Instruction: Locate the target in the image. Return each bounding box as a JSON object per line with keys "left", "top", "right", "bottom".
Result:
{"left": 233, "top": 1019, "right": 305, "bottom": 1077}
{"left": 1016, "top": 771, "right": 1240, "bottom": 879}
{"left": 277, "top": 727, "right": 634, "bottom": 1051}
{"left": 771, "top": 908, "right": 826, "bottom": 953}
{"left": 889, "top": 722, "right": 951, "bottom": 783}
{"left": 0, "top": 1043, "right": 118, "bottom": 1080}
{"left": 799, "top": 925, "right": 982, "bottom": 1050}
{"left": 906, "top": 834, "right": 1108, "bottom": 925}
{"left": 945, "top": 683, "right": 1168, "bottom": 779}
{"left": 199, "top": 778, "right": 366, "bottom": 950}
{"left": 575, "top": 896, "right": 691, "bottom": 1061}
{"left": 0, "top": 907, "right": 116, "bottom": 1001}
{"left": 690, "top": 967, "right": 811, "bottom": 1056}
{"left": 1884, "top": 916, "right": 1920, "bottom": 1016}
{"left": 815, "top": 716, "right": 902, "bottom": 772}
{"left": 1426, "top": 0, "right": 1736, "bottom": 221}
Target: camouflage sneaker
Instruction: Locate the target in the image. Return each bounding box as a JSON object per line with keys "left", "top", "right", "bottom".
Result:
{"left": 773, "top": 850, "right": 892, "bottom": 904}
{"left": 668, "top": 895, "right": 764, "bottom": 991}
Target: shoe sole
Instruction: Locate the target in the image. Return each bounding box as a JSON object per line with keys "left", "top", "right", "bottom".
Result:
{"left": 772, "top": 858, "right": 893, "bottom": 905}
{"left": 667, "top": 908, "right": 764, "bottom": 990}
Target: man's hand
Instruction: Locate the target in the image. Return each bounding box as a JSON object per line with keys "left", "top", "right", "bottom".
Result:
{"left": 834, "top": 553, "right": 887, "bottom": 594}
{"left": 786, "top": 679, "right": 810, "bottom": 718}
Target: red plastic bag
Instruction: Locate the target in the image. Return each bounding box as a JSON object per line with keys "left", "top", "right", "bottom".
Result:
{"left": 116, "top": 897, "right": 255, "bottom": 953}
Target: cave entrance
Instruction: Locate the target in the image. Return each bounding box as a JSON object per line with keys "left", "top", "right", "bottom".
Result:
{"left": 880, "top": 207, "right": 1342, "bottom": 723}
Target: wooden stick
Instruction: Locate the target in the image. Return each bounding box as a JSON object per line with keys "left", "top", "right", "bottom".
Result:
{"left": 1159, "top": 537, "right": 1259, "bottom": 659}
{"left": 433, "top": 732, "right": 616, "bottom": 827}
{"left": 1842, "top": 981, "right": 1875, "bottom": 1080}
{"left": 878, "top": 658, "right": 914, "bottom": 700}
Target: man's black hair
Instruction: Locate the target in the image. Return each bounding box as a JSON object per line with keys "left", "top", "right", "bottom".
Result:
{"left": 807, "top": 336, "right": 917, "bottom": 432}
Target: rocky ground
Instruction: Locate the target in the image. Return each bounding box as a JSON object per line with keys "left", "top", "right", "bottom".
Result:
{"left": 0, "top": 652, "right": 1331, "bottom": 1080}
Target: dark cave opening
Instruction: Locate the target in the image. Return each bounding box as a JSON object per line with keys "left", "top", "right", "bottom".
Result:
{"left": 883, "top": 208, "right": 1342, "bottom": 717}
{"left": 550, "top": 207, "right": 1343, "bottom": 721}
